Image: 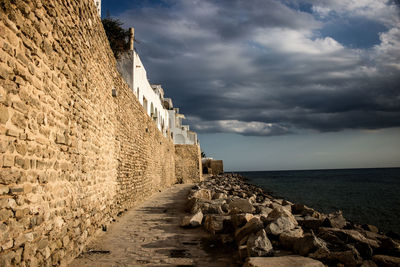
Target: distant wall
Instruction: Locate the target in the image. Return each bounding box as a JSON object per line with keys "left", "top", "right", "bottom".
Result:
{"left": 0, "top": 0, "right": 177, "bottom": 266}
{"left": 175, "top": 144, "right": 202, "bottom": 183}
{"left": 210, "top": 160, "right": 224, "bottom": 175}
{"left": 202, "top": 159, "right": 224, "bottom": 175}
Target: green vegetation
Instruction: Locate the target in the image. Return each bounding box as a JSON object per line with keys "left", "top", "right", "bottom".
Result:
{"left": 101, "top": 17, "right": 130, "bottom": 59}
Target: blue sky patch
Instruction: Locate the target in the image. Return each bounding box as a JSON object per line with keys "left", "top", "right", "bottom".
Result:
{"left": 319, "top": 17, "right": 388, "bottom": 49}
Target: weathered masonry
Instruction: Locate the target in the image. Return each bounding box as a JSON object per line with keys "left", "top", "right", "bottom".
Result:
{"left": 0, "top": 0, "right": 201, "bottom": 266}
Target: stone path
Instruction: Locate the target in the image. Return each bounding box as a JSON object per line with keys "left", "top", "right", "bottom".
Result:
{"left": 70, "top": 184, "right": 240, "bottom": 267}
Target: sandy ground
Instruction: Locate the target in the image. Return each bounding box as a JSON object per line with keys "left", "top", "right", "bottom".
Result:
{"left": 70, "top": 184, "right": 240, "bottom": 267}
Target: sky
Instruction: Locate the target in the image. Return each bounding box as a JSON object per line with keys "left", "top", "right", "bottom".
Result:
{"left": 102, "top": 0, "right": 400, "bottom": 171}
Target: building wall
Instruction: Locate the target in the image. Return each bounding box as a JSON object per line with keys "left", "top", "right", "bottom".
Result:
{"left": 175, "top": 145, "right": 202, "bottom": 183}
{"left": 168, "top": 110, "right": 198, "bottom": 145}
{"left": 202, "top": 159, "right": 224, "bottom": 175}
{"left": 133, "top": 52, "right": 169, "bottom": 135}
{"left": 0, "top": 0, "right": 177, "bottom": 266}
{"left": 116, "top": 51, "right": 134, "bottom": 91}
{"left": 210, "top": 160, "right": 224, "bottom": 175}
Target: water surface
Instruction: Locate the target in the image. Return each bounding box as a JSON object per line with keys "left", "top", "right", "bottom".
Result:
{"left": 238, "top": 168, "right": 400, "bottom": 233}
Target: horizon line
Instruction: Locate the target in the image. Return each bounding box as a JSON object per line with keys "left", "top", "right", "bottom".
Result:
{"left": 227, "top": 166, "right": 400, "bottom": 173}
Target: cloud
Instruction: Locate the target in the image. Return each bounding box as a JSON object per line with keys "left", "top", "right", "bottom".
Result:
{"left": 187, "top": 116, "right": 291, "bottom": 136}
{"left": 117, "top": 0, "right": 400, "bottom": 136}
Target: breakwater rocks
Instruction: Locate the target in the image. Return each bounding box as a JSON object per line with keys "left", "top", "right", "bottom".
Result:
{"left": 180, "top": 174, "right": 400, "bottom": 267}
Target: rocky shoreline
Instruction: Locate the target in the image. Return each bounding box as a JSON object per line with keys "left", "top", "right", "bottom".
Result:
{"left": 180, "top": 174, "right": 400, "bottom": 267}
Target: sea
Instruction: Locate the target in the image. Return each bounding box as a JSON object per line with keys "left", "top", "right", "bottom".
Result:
{"left": 237, "top": 167, "right": 400, "bottom": 233}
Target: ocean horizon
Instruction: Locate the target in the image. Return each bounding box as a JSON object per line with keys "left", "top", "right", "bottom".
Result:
{"left": 236, "top": 167, "right": 400, "bottom": 233}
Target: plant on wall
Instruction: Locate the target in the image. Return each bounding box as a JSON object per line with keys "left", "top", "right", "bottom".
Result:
{"left": 101, "top": 17, "right": 130, "bottom": 59}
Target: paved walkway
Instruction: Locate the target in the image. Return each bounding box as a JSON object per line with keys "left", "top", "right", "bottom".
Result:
{"left": 70, "top": 184, "right": 239, "bottom": 267}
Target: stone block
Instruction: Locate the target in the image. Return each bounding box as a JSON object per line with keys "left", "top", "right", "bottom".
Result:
{"left": 1, "top": 238, "right": 13, "bottom": 251}
{"left": 15, "top": 142, "right": 27, "bottom": 155}
{"left": 15, "top": 156, "right": 29, "bottom": 169}
{"left": 0, "top": 105, "right": 9, "bottom": 124}
{"left": 0, "top": 169, "right": 21, "bottom": 184}
{"left": 0, "top": 62, "right": 13, "bottom": 80}
{"left": 55, "top": 133, "right": 66, "bottom": 145}
{"left": 0, "top": 185, "right": 9, "bottom": 195}
{"left": 9, "top": 187, "right": 24, "bottom": 195}
{"left": 0, "top": 208, "right": 13, "bottom": 221}
{"left": 6, "top": 128, "right": 19, "bottom": 137}
{"left": 2, "top": 154, "right": 14, "bottom": 167}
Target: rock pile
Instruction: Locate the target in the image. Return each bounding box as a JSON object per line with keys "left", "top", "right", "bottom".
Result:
{"left": 180, "top": 174, "right": 400, "bottom": 267}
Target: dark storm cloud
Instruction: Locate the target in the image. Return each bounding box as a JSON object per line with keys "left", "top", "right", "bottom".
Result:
{"left": 117, "top": 0, "right": 400, "bottom": 136}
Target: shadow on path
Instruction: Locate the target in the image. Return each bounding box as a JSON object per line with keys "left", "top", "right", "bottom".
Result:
{"left": 70, "top": 184, "right": 240, "bottom": 267}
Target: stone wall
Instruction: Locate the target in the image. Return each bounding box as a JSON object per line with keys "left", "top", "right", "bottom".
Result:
{"left": 202, "top": 159, "right": 224, "bottom": 175}
{"left": 210, "top": 160, "right": 224, "bottom": 175}
{"left": 0, "top": 0, "right": 178, "bottom": 265}
{"left": 175, "top": 144, "right": 202, "bottom": 183}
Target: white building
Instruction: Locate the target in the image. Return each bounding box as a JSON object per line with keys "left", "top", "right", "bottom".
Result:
{"left": 94, "top": 0, "right": 101, "bottom": 16}
{"left": 116, "top": 28, "right": 198, "bottom": 144}
{"left": 166, "top": 106, "right": 198, "bottom": 145}
{"left": 116, "top": 29, "right": 169, "bottom": 136}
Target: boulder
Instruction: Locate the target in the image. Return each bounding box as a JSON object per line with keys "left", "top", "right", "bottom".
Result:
{"left": 266, "top": 206, "right": 298, "bottom": 224}
{"left": 229, "top": 198, "right": 255, "bottom": 214}
{"left": 180, "top": 211, "right": 203, "bottom": 228}
{"left": 362, "top": 224, "right": 379, "bottom": 233}
{"left": 232, "top": 213, "right": 254, "bottom": 229}
{"left": 269, "top": 202, "right": 283, "bottom": 210}
{"left": 212, "top": 192, "right": 227, "bottom": 200}
{"left": 265, "top": 206, "right": 298, "bottom": 235}
{"left": 376, "top": 237, "right": 400, "bottom": 257}
{"left": 262, "top": 199, "right": 273, "bottom": 206}
{"left": 279, "top": 227, "right": 304, "bottom": 250}
{"left": 256, "top": 205, "right": 273, "bottom": 216}
{"left": 323, "top": 211, "right": 347, "bottom": 229}
{"left": 291, "top": 203, "right": 308, "bottom": 214}
{"left": 190, "top": 189, "right": 212, "bottom": 200}
{"left": 319, "top": 228, "right": 380, "bottom": 249}
{"left": 310, "top": 245, "right": 363, "bottom": 267}
{"left": 372, "top": 254, "right": 400, "bottom": 266}
{"left": 266, "top": 217, "right": 298, "bottom": 236}
{"left": 293, "top": 232, "right": 328, "bottom": 256}
{"left": 292, "top": 204, "right": 323, "bottom": 218}
{"left": 185, "top": 197, "right": 200, "bottom": 213}
{"left": 243, "top": 256, "right": 325, "bottom": 267}
{"left": 235, "top": 217, "right": 264, "bottom": 245}
{"left": 298, "top": 215, "right": 325, "bottom": 231}
{"left": 247, "top": 229, "right": 274, "bottom": 257}
{"left": 203, "top": 215, "right": 231, "bottom": 235}
{"left": 190, "top": 199, "right": 225, "bottom": 215}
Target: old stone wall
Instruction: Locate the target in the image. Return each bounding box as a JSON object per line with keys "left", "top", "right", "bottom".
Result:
{"left": 210, "top": 160, "right": 224, "bottom": 175}
{"left": 175, "top": 144, "right": 202, "bottom": 183}
{"left": 202, "top": 159, "right": 224, "bottom": 175}
{"left": 0, "top": 0, "right": 177, "bottom": 266}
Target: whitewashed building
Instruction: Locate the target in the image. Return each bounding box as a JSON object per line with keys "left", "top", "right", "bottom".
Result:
{"left": 116, "top": 27, "right": 197, "bottom": 144}
{"left": 166, "top": 105, "right": 198, "bottom": 145}
{"left": 116, "top": 29, "right": 169, "bottom": 136}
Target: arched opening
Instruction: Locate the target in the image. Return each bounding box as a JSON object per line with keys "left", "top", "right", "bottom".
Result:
{"left": 154, "top": 107, "right": 158, "bottom": 122}
{"left": 150, "top": 103, "right": 154, "bottom": 118}
{"left": 143, "top": 97, "right": 148, "bottom": 115}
